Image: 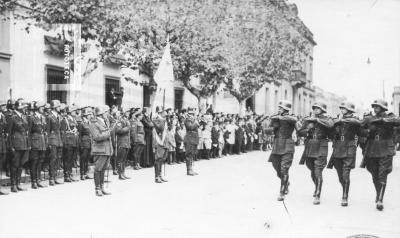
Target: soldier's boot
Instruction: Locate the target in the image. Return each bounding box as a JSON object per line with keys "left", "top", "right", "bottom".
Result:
{"left": 80, "top": 174, "right": 85, "bottom": 180}
{"left": 94, "top": 172, "right": 103, "bottom": 197}
{"left": 341, "top": 181, "right": 349, "bottom": 207}
{"left": 64, "top": 174, "right": 72, "bottom": 183}
{"left": 118, "top": 162, "right": 125, "bottom": 180}
{"left": 37, "top": 179, "right": 46, "bottom": 188}
{"left": 10, "top": 168, "right": 18, "bottom": 192}
{"left": 31, "top": 181, "right": 38, "bottom": 189}
{"left": 277, "top": 177, "right": 286, "bottom": 201}
{"left": 122, "top": 164, "right": 131, "bottom": 180}
{"left": 155, "top": 163, "right": 162, "bottom": 183}
{"left": 30, "top": 168, "right": 38, "bottom": 189}
{"left": 376, "top": 183, "right": 386, "bottom": 211}
{"left": 313, "top": 179, "right": 322, "bottom": 205}
{"left": 100, "top": 171, "right": 111, "bottom": 195}
{"left": 159, "top": 164, "right": 168, "bottom": 183}
{"left": 16, "top": 169, "right": 27, "bottom": 191}
{"left": 284, "top": 175, "right": 290, "bottom": 195}
{"left": 187, "top": 159, "right": 198, "bottom": 176}
{"left": 373, "top": 180, "right": 380, "bottom": 203}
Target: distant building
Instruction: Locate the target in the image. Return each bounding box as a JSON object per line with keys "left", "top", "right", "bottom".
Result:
{"left": 314, "top": 86, "right": 347, "bottom": 117}
{"left": 392, "top": 86, "right": 400, "bottom": 116}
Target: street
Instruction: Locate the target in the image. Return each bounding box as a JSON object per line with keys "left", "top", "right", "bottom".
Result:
{"left": 1, "top": 146, "right": 399, "bottom": 238}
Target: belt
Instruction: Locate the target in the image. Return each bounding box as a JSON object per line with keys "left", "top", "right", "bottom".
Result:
{"left": 312, "top": 134, "right": 327, "bottom": 140}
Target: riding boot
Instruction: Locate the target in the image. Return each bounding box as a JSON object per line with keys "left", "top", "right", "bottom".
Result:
{"left": 284, "top": 175, "right": 290, "bottom": 195}
{"left": 100, "top": 171, "right": 111, "bottom": 195}
{"left": 373, "top": 180, "right": 380, "bottom": 203}
{"left": 376, "top": 183, "right": 386, "bottom": 211}
{"left": 341, "top": 181, "right": 349, "bottom": 206}
{"left": 277, "top": 176, "right": 286, "bottom": 201}
{"left": 94, "top": 172, "right": 102, "bottom": 196}
{"left": 159, "top": 163, "right": 168, "bottom": 182}
{"left": 16, "top": 168, "right": 27, "bottom": 191}
{"left": 155, "top": 162, "right": 162, "bottom": 183}
{"left": 10, "top": 168, "right": 18, "bottom": 192}
{"left": 122, "top": 164, "right": 131, "bottom": 180}
{"left": 313, "top": 178, "right": 322, "bottom": 205}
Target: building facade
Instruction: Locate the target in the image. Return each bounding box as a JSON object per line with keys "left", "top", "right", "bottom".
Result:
{"left": 392, "top": 86, "right": 400, "bottom": 116}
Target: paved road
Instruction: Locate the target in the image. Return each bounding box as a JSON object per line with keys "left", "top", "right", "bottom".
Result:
{"left": 0, "top": 147, "right": 399, "bottom": 238}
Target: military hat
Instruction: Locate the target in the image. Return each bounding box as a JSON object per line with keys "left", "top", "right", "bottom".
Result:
{"left": 14, "top": 99, "right": 27, "bottom": 110}
{"left": 371, "top": 99, "right": 388, "bottom": 111}
{"left": 312, "top": 102, "right": 327, "bottom": 113}
{"left": 44, "top": 103, "right": 51, "bottom": 110}
{"left": 82, "top": 107, "right": 93, "bottom": 116}
{"left": 187, "top": 107, "right": 196, "bottom": 114}
{"left": 70, "top": 104, "right": 80, "bottom": 112}
{"left": 95, "top": 105, "right": 110, "bottom": 115}
{"left": 50, "top": 100, "right": 61, "bottom": 109}
{"left": 339, "top": 102, "right": 356, "bottom": 113}
{"left": 134, "top": 108, "right": 143, "bottom": 117}
{"left": 278, "top": 100, "right": 292, "bottom": 111}
{"left": 59, "top": 103, "right": 67, "bottom": 112}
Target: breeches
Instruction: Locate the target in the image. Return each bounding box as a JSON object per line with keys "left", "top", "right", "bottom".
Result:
{"left": 269, "top": 153, "right": 293, "bottom": 178}
{"left": 365, "top": 156, "right": 393, "bottom": 184}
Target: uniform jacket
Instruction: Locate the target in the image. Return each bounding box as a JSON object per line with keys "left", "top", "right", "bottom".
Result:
{"left": 28, "top": 113, "right": 47, "bottom": 151}
{"left": 46, "top": 111, "right": 63, "bottom": 147}
{"left": 266, "top": 114, "right": 297, "bottom": 155}
{"left": 298, "top": 114, "right": 334, "bottom": 159}
{"left": 330, "top": 114, "right": 361, "bottom": 159}
{"left": 184, "top": 116, "right": 199, "bottom": 145}
{"left": 78, "top": 117, "right": 92, "bottom": 149}
{"left": 166, "top": 128, "right": 176, "bottom": 151}
{"left": 8, "top": 111, "right": 30, "bottom": 150}
{"left": 211, "top": 126, "right": 220, "bottom": 145}
{"left": 115, "top": 117, "right": 131, "bottom": 149}
{"left": 360, "top": 112, "right": 400, "bottom": 158}
{"left": 89, "top": 117, "right": 113, "bottom": 156}
{"left": 0, "top": 112, "right": 8, "bottom": 153}
{"left": 131, "top": 118, "right": 146, "bottom": 145}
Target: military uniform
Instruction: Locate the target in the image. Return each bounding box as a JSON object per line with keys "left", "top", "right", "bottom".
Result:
{"left": 28, "top": 108, "right": 47, "bottom": 188}
{"left": 0, "top": 105, "right": 9, "bottom": 195}
{"left": 78, "top": 110, "right": 92, "bottom": 180}
{"left": 60, "top": 113, "right": 79, "bottom": 182}
{"left": 184, "top": 112, "right": 199, "bottom": 176}
{"left": 131, "top": 112, "right": 146, "bottom": 170}
{"left": 298, "top": 103, "right": 334, "bottom": 204}
{"left": 115, "top": 115, "right": 131, "bottom": 179}
{"left": 8, "top": 105, "right": 30, "bottom": 192}
{"left": 46, "top": 102, "right": 63, "bottom": 185}
{"left": 359, "top": 99, "right": 400, "bottom": 210}
{"left": 152, "top": 113, "right": 168, "bottom": 183}
{"left": 327, "top": 102, "right": 361, "bottom": 206}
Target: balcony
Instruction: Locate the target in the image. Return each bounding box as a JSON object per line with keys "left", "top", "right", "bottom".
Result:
{"left": 290, "top": 69, "right": 307, "bottom": 88}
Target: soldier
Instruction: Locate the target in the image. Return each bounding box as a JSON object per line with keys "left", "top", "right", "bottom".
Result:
{"left": 0, "top": 101, "right": 9, "bottom": 195}
{"left": 359, "top": 99, "right": 400, "bottom": 211}
{"left": 8, "top": 99, "right": 30, "bottom": 192}
{"left": 152, "top": 107, "right": 168, "bottom": 183}
{"left": 78, "top": 107, "right": 93, "bottom": 180}
{"left": 327, "top": 102, "right": 361, "bottom": 206}
{"left": 27, "top": 101, "right": 48, "bottom": 189}
{"left": 115, "top": 108, "right": 131, "bottom": 180}
{"left": 60, "top": 105, "right": 79, "bottom": 182}
{"left": 131, "top": 108, "right": 145, "bottom": 170}
{"left": 89, "top": 105, "right": 113, "bottom": 196}
{"left": 184, "top": 108, "right": 200, "bottom": 176}
{"left": 298, "top": 102, "right": 334, "bottom": 205}
{"left": 46, "top": 100, "right": 64, "bottom": 186}
{"left": 265, "top": 100, "right": 297, "bottom": 201}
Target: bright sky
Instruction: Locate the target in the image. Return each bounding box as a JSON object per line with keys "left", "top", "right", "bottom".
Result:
{"left": 291, "top": 0, "right": 400, "bottom": 110}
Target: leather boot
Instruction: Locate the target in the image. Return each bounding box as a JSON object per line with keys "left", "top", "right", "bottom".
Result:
{"left": 80, "top": 174, "right": 85, "bottom": 180}
{"left": 100, "top": 171, "right": 111, "bottom": 195}
{"left": 31, "top": 181, "right": 38, "bottom": 189}
{"left": 376, "top": 183, "right": 386, "bottom": 211}
{"left": 16, "top": 169, "right": 27, "bottom": 191}
{"left": 37, "top": 179, "right": 46, "bottom": 188}
{"left": 122, "top": 165, "right": 130, "bottom": 179}
{"left": 277, "top": 177, "right": 286, "bottom": 201}
{"left": 284, "top": 175, "right": 290, "bottom": 195}
{"left": 94, "top": 172, "right": 103, "bottom": 197}
{"left": 341, "top": 181, "right": 349, "bottom": 207}
{"left": 373, "top": 180, "right": 380, "bottom": 203}
{"left": 313, "top": 178, "right": 322, "bottom": 205}
{"left": 10, "top": 168, "right": 18, "bottom": 192}
{"left": 186, "top": 159, "right": 198, "bottom": 176}
{"left": 155, "top": 163, "right": 162, "bottom": 183}
{"left": 64, "top": 175, "right": 72, "bottom": 183}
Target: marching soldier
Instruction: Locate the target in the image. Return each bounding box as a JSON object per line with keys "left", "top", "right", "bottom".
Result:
{"left": 89, "top": 105, "right": 113, "bottom": 196}
{"left": 359, "top": 99, "right": 400, "bottom": 211}
{"left": 46, "top": 100, "right": 63, "bottom": 185}
{"left": 27, "top": 101, "right": 48, "bottom": 189}
{"left": 8, "top": 99, "right": 30, "bottom": 192}
{"left": 327, "top": 102, "right": 361, "bottom": 206}
{"left": 298, "top": 102, "right": 334, "bottom": 205}
{"left": 265, "top": 100, "right": 297, "bottom": 201}
{"left": 131, "top": 108, "right": 145, "bottom": 170}
{"left": 0, "top": 101, "right": 9, "bottom": 195}
{"left": 152, "top": 107, "right": 168, "bottom": 183}
{"left": 115, "top": 108, "right": 131, "bottom": 180}
{"left": 78, "top": 107, "right": 93, "bottom": 180}
{"left": 184, "top": 108, "right": 200, "bottom": 176}
{"left": 60, "top": 105, "right": 79, "bottom": 182}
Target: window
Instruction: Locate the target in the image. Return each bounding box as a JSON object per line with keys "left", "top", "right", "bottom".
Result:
{"left": 47, "top": 91, "right": 67, "bottom": 104}
{"left": 174, "top": 88, "right": 184, "bottom": 110}
{"left": 46, "top": 66, "right": 67, "bottom": 103}
{"left": 47, "top": 67, "right": 67, "bottom": 84}
{"left": 105, "top": 77, "right": 120, "bottom": 107}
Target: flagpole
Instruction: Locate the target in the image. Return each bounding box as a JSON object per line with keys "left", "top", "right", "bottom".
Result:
{"left": 163, "top": 88, "right": 166, "bottom": 110}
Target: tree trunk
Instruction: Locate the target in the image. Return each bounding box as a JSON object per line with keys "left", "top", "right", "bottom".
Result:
{"left": 239, "top": 100, "right": 246, "bottom": 116}
{"left": 198, "top": 96, "right": 207, "bottom": 114}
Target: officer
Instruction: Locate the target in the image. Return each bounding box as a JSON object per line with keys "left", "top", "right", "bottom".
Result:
{"left": 8, "top": 99, "right": 30, "bottom": 192}
{"left": 27, "top": 101, "right": 48, "bottom": 189}
{"left": 89, "top": 105, "right": 113, "bottom": 196}
{"left": 78, "top": 107, "right": 93, "bottom": 180}
{"left": 152, "top": 107, "right": 168, "bottom": 183}
{"left": 60, "top": 105, "right": 77, "bottom": 182}
{"left": 359, "top": 99, "right": 400, "bottom": 211}
{"left": 0, "top": 101, "right": 9, "bottom": 195}
{"left": 131, "top": 108, "right": 145, "bottom": 170}
{"left": 266, "top": 100, "right": 297, "bottom": 201}
{"left": 327, "top": 102, "right": 361, "bottom": 206}
{"left": 298, "top": 102, "right": 334, "bottom": 205}
{"left": 184, "top": 108, "right": 200, "bottom": 176}
{"left": 115, "top": 108, "right": 131, "bottom": 180}
{"left": 46, "top": 100, "right": 63, "bottom": 185}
